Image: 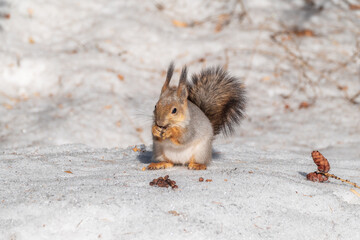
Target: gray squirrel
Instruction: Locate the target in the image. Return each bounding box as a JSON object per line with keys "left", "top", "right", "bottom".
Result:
{"left": 148, "top": 63, "right": 246, "bottom": 170}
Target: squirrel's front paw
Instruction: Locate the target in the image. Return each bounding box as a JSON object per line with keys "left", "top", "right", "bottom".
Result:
{"left": 161, "top": 128, "right": 173, "bottom": 139}
{"left": 152, "top": 125, "right": 162, "bottom": 139}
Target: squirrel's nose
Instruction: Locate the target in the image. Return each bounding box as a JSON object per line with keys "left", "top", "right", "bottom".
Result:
{"left": 156, "top": 121, "right": 168, "bottom": 129}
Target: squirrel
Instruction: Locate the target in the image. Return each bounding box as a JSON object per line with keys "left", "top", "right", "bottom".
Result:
{"left": 148, "top": 62, "right": 246, "bottom": 170}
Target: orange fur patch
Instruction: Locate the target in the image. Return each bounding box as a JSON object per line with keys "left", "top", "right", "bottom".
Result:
{"left": 167, "top": 126, "right": 184, "bottom": 145}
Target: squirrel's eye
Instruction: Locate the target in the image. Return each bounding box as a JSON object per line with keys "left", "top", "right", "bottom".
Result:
{"left": 154, "top": 105, "right": 157, "bottom": 110}
{"left": 172, "top": 108, "right": 177, "bottom": 114}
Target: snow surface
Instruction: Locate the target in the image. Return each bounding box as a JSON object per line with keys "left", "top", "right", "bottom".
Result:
{"left": 0, "top": 0, "right": 360, "bottom": 239}
{"left": 1, "top": 144, "right": 360, "bottom": 240}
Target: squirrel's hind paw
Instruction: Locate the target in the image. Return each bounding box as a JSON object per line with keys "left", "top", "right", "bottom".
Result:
{"left": 147, "top": 162, "right": 174, "bottom": 170}
{"left": 188, "top": 162, "right": 207, "bottom": 170}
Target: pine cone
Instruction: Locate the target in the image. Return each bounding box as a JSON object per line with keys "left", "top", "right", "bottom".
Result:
{"left": 311, "top": 151, "right": 330, "bottom": 173}
{"left": 307, "top": 172, "right": 328, "bottom": 182}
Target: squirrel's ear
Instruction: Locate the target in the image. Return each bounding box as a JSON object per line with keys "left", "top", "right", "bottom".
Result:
{"left": 177, "top": 65, "right": 188, "bottom": 103}
{"left": 161, "top": 62, "right": 175, "bottom": 94}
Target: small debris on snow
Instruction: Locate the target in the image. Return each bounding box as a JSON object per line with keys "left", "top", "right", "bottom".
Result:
{"left": 150, "top": 175, "right": 178, "bottom": 189}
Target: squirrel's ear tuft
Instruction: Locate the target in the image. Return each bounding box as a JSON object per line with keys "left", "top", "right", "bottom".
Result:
{"left": 161, "top": 62, "right": 175, "bottom": 94}
{"left": 177, "top": 65, "right": 188, "bottom": 103}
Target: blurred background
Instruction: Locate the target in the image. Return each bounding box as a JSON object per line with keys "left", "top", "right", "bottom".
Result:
{"left": 0, "top": 0, "right": 359, "bottom": 151}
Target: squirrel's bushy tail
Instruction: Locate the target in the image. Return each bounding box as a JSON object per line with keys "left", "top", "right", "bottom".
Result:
{"left": 187, "top": 67, "right": 246, "bottom": 136}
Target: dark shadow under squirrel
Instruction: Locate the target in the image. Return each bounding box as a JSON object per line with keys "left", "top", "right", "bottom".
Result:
{"left": 147, "top": 62, "right": 246, "bottom": 170}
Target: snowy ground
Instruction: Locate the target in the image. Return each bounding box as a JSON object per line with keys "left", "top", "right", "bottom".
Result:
{"left": 1, "top": 143, "right": 360, "bottom": 239}
{"left": 0, "top": 0, "right": 360, "bottom": 239}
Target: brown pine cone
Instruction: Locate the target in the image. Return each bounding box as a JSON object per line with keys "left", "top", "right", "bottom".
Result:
{"left": 311, "top": 151, "right": 330, "bottom": 173}
{"left": 307, "top": 172, "right": 328, "bottom": 182}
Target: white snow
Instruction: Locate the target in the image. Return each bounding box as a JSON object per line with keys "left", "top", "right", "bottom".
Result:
{"left": 1, "top": 144, "right": 360, "bottom": 239}
{"left": 0, "top": 0, "right": 360, "bottom": 239}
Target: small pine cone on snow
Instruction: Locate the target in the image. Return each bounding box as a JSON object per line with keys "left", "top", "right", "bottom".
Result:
{"left": 307, "top": 172, "right": 328, "bottom": 182}
{"left": 311, "top": 151, "right": 330, "bottom": 173}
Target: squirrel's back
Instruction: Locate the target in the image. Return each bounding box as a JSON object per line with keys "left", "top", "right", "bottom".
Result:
{"left": 187, "top": 67, "right": 246, "bottom": 136}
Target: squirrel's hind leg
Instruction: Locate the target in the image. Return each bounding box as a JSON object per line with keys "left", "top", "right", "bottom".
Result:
{"left": 188, "top": 159, "right": 207, "bottom": 170}
{"left": 188, "top": 151, "right": 210, "bottom": 170}
{"left": 148, "top": 161, "right": 174, "bottom": 170}
{"left": 187, "top": 139, "right": 212, "bottom": 170}
{"left": 148, "top": 150, "right": 174, "bottom": 170}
